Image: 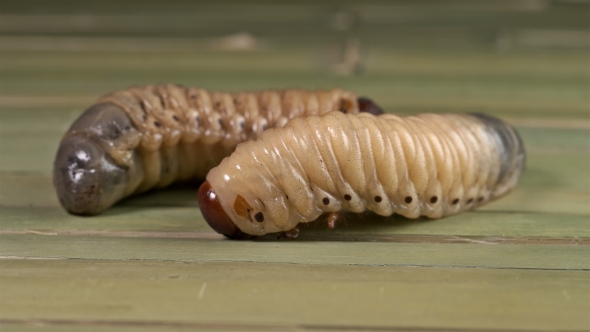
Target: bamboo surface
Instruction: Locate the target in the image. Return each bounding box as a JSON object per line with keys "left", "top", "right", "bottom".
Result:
{"left": 0, "top": 1, "right": 588, "bottom": 331}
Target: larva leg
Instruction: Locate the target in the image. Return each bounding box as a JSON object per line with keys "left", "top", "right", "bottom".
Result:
{"left": 326, "top": 212, "right": 341, "bottom": 229}
{"left": 279, "top": 227, "right": 300, "bottom": 239}
{"left": 53, "top": 103, "right": 142, "bottom": 215}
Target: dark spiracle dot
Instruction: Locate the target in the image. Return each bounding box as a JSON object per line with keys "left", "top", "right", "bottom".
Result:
{"left": 172, "top": 115, "right": 179, "bottom": 122}
{"left": 239, "top": 121, "right": 245, "bottom": 129}
{"left": 478, "top": 197, "right": 484, "bottom": 202}
{"left": 218, "top": 119, "right": 224, "bottom": 128}
{"left": 254, "top": 212, "right": 264, "bottom": 222}
{"left": 344, "top": 194, "right": 352, "bottom": 201}
{"left": 260, "top": 124, "right": 267, "bottom": 131}
{"left": 195, "top": 116, "right": 201, "bottom": 125}
{"left": 467, "top": 198, "right": 474, "bottom": 204}
{"left": 405, "top": 196, "right": 413, "bottom": 204}
{"left": 154, "top": 121, "right": 161, "bottom": 128}
{"left": 322, "top": 197, "right": 330, "bottom": 205}
{"left": 190, "top": 94, "right": 197, "bottom": 100}
{"left": 430, "top": 196, "right": 438, "bottom": 204}
{"left": 285, "top": 195, "right": 289, "bottom": 200}
{"left": 452, "top": 198, "right": 459, "bottom": 205}
{"left": 374, "top": 196, "right": 382, "bottom": 203}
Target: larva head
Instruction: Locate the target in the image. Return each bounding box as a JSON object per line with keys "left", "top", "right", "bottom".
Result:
{"left": 357, "top": 97, "right": 384, "bottom": 115}
{"left": 199, "top": 153, "right": 289, "bottom": 237}
{"left": 53, "top": 103, "right": 136, "bottom": 215}
{"left": 198, "top": 181, "right": 249, "bottom": 239}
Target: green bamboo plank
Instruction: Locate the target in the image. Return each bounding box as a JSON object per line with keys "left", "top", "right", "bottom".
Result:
{"left": 0, "top": 325, "right": 249, "bottom": 332}
{"left": 1, "top": 204, "right": 588, "bottom": 239}
{"left": 2, "top": 50, "right": 588, "bottom": 81}
{"left": 1, "top": 234, "right": 587, "bottom": 270}
{"left": 0, "top": 326, "right": 259, "bottom": 332}
{"left": 0, "top": 260, "right": 588, "bottom": 331}
{"left": 1, "top": 327, "right": 180, "bottom": 332}
{"left": 0, "top": 327, "right": 194, "bottom": 332}
{"left": 0, "top": 45, "right": 588, "bottom": 120}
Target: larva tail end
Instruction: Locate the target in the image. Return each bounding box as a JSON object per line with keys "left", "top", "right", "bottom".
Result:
{"left": 198, "top": 181, "right": 250, "bottom": 239}
{"left": 470, "top": 112, "right": 527, "bottom": 179}
{"left": 53, "top": 136, "right": 128, "bottom": 215}
{"left": 357, "top": 97, "right": 384, "bottom": 115}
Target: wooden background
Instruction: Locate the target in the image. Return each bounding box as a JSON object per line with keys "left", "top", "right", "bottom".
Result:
{"left": 0, "top": 1, "right": 588, "bottom": 331}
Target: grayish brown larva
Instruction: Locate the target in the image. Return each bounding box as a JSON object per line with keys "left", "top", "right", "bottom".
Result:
{"left": 198, "top": 111, "right": 525, "bottom": 238}
{"left": 53, "top": 84, "right": 382, "bottom": 215}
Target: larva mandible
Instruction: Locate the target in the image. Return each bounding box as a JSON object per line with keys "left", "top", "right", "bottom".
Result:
{"left": 53, "top": 84, "right": 384, "bottom": 215}
{"left": 197, "top": 111, "right": 526, "bottom": 239}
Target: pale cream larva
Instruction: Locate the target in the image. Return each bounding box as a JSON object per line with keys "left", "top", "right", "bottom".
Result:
{"left": 198, "top": 111, "right": 526, "bottom": 238}
{"left": 53, "top": 84, "right": 384, "bottom": 215}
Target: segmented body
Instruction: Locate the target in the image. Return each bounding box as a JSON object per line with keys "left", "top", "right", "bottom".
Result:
{"left": 204, "top": 111, "right": 525, "bottom": 236}
{"left": 54, "top": 84, "right": 365, "bottom": 215}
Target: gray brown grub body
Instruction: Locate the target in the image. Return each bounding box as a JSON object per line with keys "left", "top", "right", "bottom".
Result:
{"left": 53, "top": 84, "right": 382, "bottom": 215}
{"left": 199, "top": 111, "right": 526, "bottom": 238}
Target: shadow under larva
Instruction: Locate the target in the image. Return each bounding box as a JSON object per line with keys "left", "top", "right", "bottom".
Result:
{"left": 53, "top": 84, "right": 384, "bottom": 215}
{"left": 198, "top": 111, "right": 526, "bottom": 239}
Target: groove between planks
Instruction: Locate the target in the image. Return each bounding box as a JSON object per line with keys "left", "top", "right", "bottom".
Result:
{"left": 1, "top": 319, "right": 587, "bottom": 332}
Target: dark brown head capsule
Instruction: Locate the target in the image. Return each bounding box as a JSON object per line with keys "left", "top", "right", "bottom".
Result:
{"left": 357, "top": 97, "right": 384, "bottom": 115}
{"left": 197, "top": 181, "right": 248, "bottom": 239}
